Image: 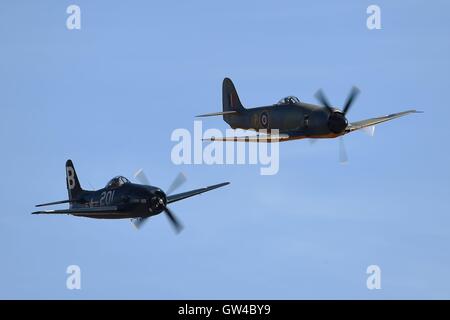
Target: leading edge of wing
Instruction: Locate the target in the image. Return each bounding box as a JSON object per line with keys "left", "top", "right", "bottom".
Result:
{"left": 32, "top": 206, "right": 119, "bottom": 215}
{"left": 166, "top": 182, "right": 230, "bottom": 204}
{"left": 347, "top": 109, "right": 422, "bottom": 133}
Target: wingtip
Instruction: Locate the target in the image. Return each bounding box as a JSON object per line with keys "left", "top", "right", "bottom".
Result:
{"left": 209, "top": 181, "right": 231, "bottom": 189}
{"left": 218, "top": 182, "right": 231, "bottom": 188}
{"left": 195, "top": 112, "right": 218, "bottom": 118}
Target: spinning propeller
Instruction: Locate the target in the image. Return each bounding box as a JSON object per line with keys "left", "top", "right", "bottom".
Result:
{"left": 314, "top": 87, "right": 360, "bottom": 163}
{"left": 132, "top": 170, "right": 187, "bottom": 233}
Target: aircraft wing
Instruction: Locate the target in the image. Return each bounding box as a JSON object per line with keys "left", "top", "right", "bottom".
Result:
{"left": 346, "top": 110, "right": 421, "bottom": 133}
{"left": 166, "top": 182, "right": 230, "bottom": 204}
{"left": 32, "top": 206, "right": 119, "bottom": 215}
{"left": 203, "top": 133, "right": 291, "bottom": 143}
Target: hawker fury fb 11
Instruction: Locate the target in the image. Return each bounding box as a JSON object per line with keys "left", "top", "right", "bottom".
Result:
{"left": 197, "top": 78, "right": 422, "bottom": 162}
{"left": 32, "top": 160, "right": 230, "bottom": 232}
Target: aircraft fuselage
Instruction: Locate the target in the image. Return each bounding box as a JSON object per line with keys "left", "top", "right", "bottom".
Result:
{"left": 71, "top": 183, "right": 166, "bottom": 219}
{"left": 224, "top": 102, "right": 348, "bottom": 138}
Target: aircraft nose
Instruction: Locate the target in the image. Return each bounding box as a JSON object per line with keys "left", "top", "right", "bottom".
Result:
{"left": 328, "top": 111, "right": 348, "bottom": 134}
{"left": 147, "top": 189, "right": 167, "bottom": 213}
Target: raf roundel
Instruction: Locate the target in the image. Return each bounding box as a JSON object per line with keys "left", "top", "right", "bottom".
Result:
{"left": 260, "top": 112, "right": 269, "bottom": 128}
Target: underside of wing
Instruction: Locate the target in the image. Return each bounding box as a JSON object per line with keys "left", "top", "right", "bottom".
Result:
{"left": 32, "top": 206, "right": 119, "bottom": 215}
{"left": 167, "top": 182, "right": 230, "bottom": 204}
{"left": 347, "top": 110, "right": 421, "bottom": 133}
{"left": 203, "top": 133, "right": 291, "bottom": 143}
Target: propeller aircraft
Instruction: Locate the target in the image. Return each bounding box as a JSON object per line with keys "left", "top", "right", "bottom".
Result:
{"left": 32, "top": 160, "right": 230, "bottom": 233}
{"left": 197, "top": 78, "right": 421, "bottom": 162}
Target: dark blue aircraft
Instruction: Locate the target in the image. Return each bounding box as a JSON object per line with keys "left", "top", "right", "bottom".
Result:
{"left": 33, "top": 160, "right": 230, "bottom": 233}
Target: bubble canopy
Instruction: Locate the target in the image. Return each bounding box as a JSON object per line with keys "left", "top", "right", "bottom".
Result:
{"left": 277, "top": 96, "right": 300, "bottom": 105}
{"left": 106, "top": 176, "right": 130, "bottom": 188}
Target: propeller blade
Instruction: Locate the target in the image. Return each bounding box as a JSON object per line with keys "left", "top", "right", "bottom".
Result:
{"left": 166, "top": 172, "right": 187, "bottom": 195}
{"left": 134, "top": 168, "right": 150, "bottom": 185}
{"left": 314, "top": 89, "right": 333, "bottom": 113}
{"left": 339, "top": 137, "right": 348, "bottom": 164}
{"left": 342, "top": 86, "right": 360, "bottom": 115}
{"left": 362, "top": 125, "right": 375, "bottom": 137}
{"left": 163, "top": 206, "right": 183, "bottom": 233}
{"left": 131, "top": 217, "right": 149, "bottom": 229}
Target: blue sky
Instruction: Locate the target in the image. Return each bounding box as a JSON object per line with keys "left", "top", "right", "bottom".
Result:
{"left": 0, "top": 0, "right": 449, "bottom": 299}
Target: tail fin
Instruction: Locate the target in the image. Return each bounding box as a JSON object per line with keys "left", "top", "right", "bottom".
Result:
{"left": 66, "top": 160, "right": 83, "bottom": 201}
{"left": 223, "top": 78, "right": 245, "bottom": 113}
{"left": 196, "top": 78, "right": 245, "bottom": 119}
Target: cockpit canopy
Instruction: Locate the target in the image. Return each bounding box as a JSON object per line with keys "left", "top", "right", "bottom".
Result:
{"left": 277, "top": 96, "right": 300, "bottom": 105}
{"left": 106, "top": 176, "right": 130, "bottom": 188}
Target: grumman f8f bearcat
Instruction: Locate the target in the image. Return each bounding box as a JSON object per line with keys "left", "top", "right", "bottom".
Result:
{"left": 33, "top": 160, "right": 230, "bottom": 233}
{"left": 197, "top": 78, "right": 421, "bottom": 162}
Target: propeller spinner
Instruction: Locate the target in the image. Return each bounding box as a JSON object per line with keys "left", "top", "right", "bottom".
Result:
{"left": 132, "top": 170, "right": 187, "bottom": 233}
{"left": 314, "top": 87, "right": 360, "bottom": 163}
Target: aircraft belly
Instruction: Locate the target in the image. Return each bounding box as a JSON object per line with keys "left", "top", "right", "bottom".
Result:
{"left": 307, "top": 132, "right": 342, "bottom": 139}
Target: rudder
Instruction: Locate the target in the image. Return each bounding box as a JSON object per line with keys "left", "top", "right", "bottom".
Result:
{"left": 223, "top": 78, "right": 245, "bottom": 113}
{"left": 66, "top": 159, "right": 83, "bottom": 201}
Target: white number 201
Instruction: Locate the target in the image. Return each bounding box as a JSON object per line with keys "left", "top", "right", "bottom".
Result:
{"left": 100, "top": 191, "right": 115, "bottom": 206}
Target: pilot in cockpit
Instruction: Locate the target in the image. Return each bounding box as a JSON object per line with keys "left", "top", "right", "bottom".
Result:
{"left": 277, "top": 96, "right": 300, "bottom": 105}
{"left": 106, "top": 176, "right": 130, "bottom": 188}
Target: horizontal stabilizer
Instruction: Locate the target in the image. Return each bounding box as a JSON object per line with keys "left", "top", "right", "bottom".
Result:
{"left": 35, "top": 199, "right": 84, "bottom": 207}
{"left": 196, "top": 110, "right": 238, "bottom": 117}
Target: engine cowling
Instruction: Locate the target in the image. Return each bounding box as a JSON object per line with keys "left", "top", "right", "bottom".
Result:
{"left": 148, "top": 190, "right": 167, "bottom": 214}
{"left": 327, "top": 111, "right": 348, "bottom": 134}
